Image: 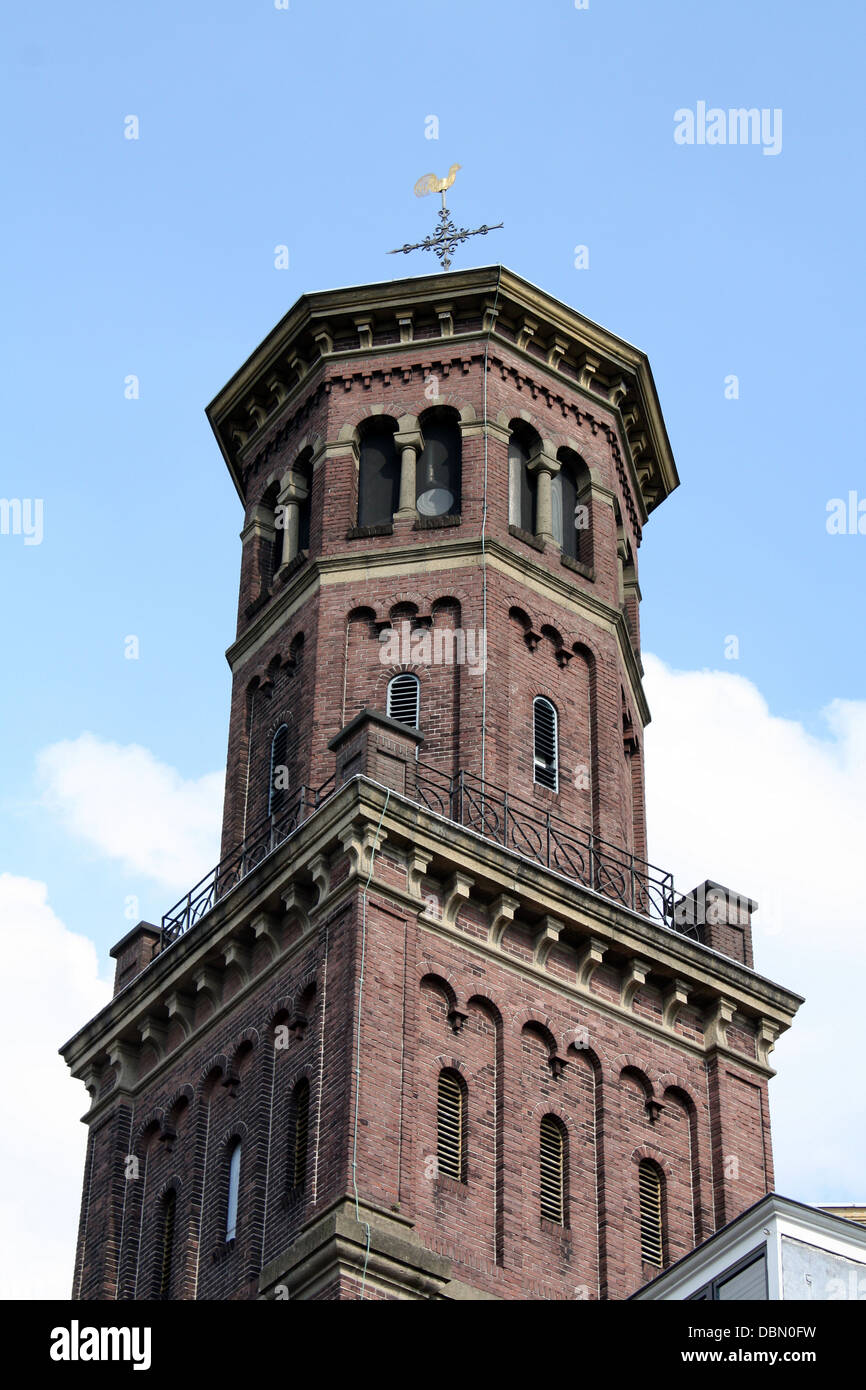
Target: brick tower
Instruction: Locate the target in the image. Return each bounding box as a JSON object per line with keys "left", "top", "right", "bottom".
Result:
{"left": 61, "top": 266, "right": 802, "bottom": 1301}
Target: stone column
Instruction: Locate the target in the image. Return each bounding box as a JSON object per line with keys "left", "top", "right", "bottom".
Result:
{"left": 276, "top": 470, "right": 310, "bottom": 567}
{"left": 393, "top": 427, "right": 424, "bottom": 522}
{"left": 529, "top": 450, "right": 560, "bottom": 543}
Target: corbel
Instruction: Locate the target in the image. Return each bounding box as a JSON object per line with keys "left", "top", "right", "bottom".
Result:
{"left": 645, "top": 1099, "right": 665, "bottom": 1125}
{"left": 282, "top": 881, "right": 314, "bottom": 934}
{"left": 662, "top": 979, "right": 692, "bottom": 1032}
{"left": 138, "top": 1017, "right": 168, "bottom": 1057}
{"left": 406, "top": 849, "right": 433, "bottom": 899}
{"left": 164, "top": 991, "right": 196, "bottom": 1040}
{"left": 397, "top": 312, "right": 414, "bottom": 344}
{"left": 221, "top": 938, "right": 250, "bottom": 984}
{"left": 447, "top": 1006, "right": 469, "bottom": 1034}
{"left": 488, "top": 893, "right": 520, "bottom": 948}
{"left": 354, "top": 316, "right": 374, "bottom": 350}
{"left": 608, "top": 378, "right": 629, "bottom": 407}
{"left": 756, "top": 1018, "right": 781, "bottom": 1069}
{"left": 442, "top": 872, "right": 474, "bottom": 928}
{"left": 482, "top": 297, "right": 500, "bottom": 332}
{"left": 546, "top": 334, "right": 569, "bottom": 371}
{"left": 517, "top": 317, "right": 538, "bottom": 352}
{"left": 621, "top": 958, "right": 650, "bottom": 1010}
{"left": 106, "top": 1040, "right": 139, "bottom": 1092}
{"left": 337, "top": 823, "right": 386, "bottom": 880}
{"left": 548, "top": 1054, "right": 568, "bottom": 1080}
{"left": 192, "top": 965, "right": 222, "bottom": 1006}
{"left": 287, "top": 351, "right": 308, "bottom": 381}
{"left": 533, "top": 915, "right": 562, "bottom": 969}
{"left": 434, "top": 303, "right": 454, "bottom": 338}
{"left": 704, "top": 997, "right": 736, "bottom": 1051}
{"left": 250, "top": 909, "right": 282, "bottom": 955}
{"left": 265, "top": 372, "right": 288, "bottom": 407}
{"left": 576, "top": 937, "right": 606, "bottom": 991}
{"left": 245, "top": 395, "right": 270, "bottom": 430}
{"left": 313, "top": 324, "right": 334, "bottom": 357}
{"left": 577, "top": 353, "right": 601, "bottom": 392}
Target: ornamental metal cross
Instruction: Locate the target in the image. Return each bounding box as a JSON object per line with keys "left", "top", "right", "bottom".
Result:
{"left": 388, "top": 165, "right": 503, "bottom": 272}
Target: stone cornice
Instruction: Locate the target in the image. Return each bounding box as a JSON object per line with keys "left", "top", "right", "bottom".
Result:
{"left": 61, "top": 779, "right": 802, "bottom": 1113}
{"left": 206, "top": 265, "right": 678, "bottom": 522}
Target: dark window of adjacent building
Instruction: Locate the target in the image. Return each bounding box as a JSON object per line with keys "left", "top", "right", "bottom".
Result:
{"left": 290, "top": 1079, "right": 310, "bottom": 1192}
{"left": 689, "top": 1248, "right": 769, "bottom": 1301}
{"left": 540, "top": 1115, "right": 567, "bottom": 1225}
{"left": 417, "top": 408, "right": 461, "bottom": 517}
{"left": 639, "top": 1160, "right": 664, "bottom": 1267}
{"left": 358, "top": 418, "right": 399, "bottom": 527}
{"left": 157, "top": 1189, "right": 176, "bottom": 1299}
{"left": 225, "top": 1139, "right": 242, "bottom": 1243}
{"left": 269, "top": 723, "right": 289, "bottom": 818}
{"left": 508, "top": 425, "right": 538, "bottom": 534}
{"left": 437, "top": 1070, "right": 466, "bottom": 1182}
{"left": 533, "top": 696, "right": 559, "bottom": 791}
{"left": 387, "top": 672, "right": 420, "bottom": 729}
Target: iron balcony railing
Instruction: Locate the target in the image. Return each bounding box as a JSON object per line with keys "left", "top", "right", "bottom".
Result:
{"left": 160, "top": 777, "right": 335, "bottom": 945}
{"left": 414, "top": 763, "right": 677, "bottom": 927}
{"left": 160, "top": 762, "right": 680, "bottom": 947}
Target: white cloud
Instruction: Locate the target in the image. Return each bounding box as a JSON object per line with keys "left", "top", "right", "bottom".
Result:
{"left": 643, "top": 654, "right": 866, "bottom": 1204}
{"left": 0, "top": 875, "right": 111, "bottom": 1299}
{"left": 36, "top": 733, "right": 224, "bottom": 894}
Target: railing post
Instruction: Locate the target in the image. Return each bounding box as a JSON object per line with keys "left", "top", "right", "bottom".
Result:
{"left": 546, "top": 808, "right": 551, "bottom": 870}
{"left": 630, "top": 854, "right": 636, "bottom": 913}
{"left": 503, "top": 789, "right": 508, "bottom": 850}
{"left": 458, "top": 770, "right": 465, "bottom": 826}
{"left": 299, "top": 785, "right": 307, "bottom": 823}
{"left": 589, "top": 832, "right": 596, "bottom": 893}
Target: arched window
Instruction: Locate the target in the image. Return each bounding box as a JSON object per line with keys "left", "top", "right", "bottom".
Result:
{"left": 533, "top": 696, "right": 559, "bottom": 791}
{"left": 387, "top": 673, "right": 420, "bottom": 730}
{"left": 553, "top": 449, "right": 592, "bottom": 564}
{"left": 358, "top": 418, "right": 399, "bottom": 528}
{"left": 295, "top": 448, "right": 313, "bottom": 554}
{"left": 290, "top": 1079, "right": 310, "bottom": 1192}
{"left": 540, "top": 1115, "right": 566, "bottom": 1224}
{"left": 269, "top": 724, "right": 289, "bottom": 817}
{"left": 157, "top": 1189, "right": 176, "bottom": 1299}
{"left": 638, "top": 1160, "right": 664, "bottom": 1267}
{"left": 261, "top": 483, "right": 282, "bottom": 588}
{"left": 417, "top": 409, "right": 461, "bottom": 517}
{"left": 225, "top": 1139, "right": 242, "bottom": 1243}
{"left": 437, "top": 1070, "right": 466, "bottom": 1182}
{"left": 508, "top": 425, "right": 538, "bottom": 534}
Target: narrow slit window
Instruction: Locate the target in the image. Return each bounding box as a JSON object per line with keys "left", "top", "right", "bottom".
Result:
{"left": 269, "top": 723, "right": 289, "bottom": 817}
{"left": 387, "top": 672, "right": 420, "bottom": 729}
{"left": 157, "top": 1189, "right": 176, "bottom": 1299}
{"left": 639, "top": 1160, "right": 664, "bottom": 1267}
{"left": 291, "top": 1079, "right": 310, "bottom": 1191}
{"left": 437, "top": 1070, "right": 466, "bottom": 1182}
{"left": 226, "top": 1139, "right": 241, "bottom": 1243}
{"left": 533, "top": 696, "right": 559, "bottom": 791}
{"left": 540, "top": 1115, "right": 565, "bottom": 1224}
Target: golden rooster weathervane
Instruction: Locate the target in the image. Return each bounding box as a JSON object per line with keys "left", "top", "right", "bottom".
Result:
{"left": 389, "top": 164, "right": 503, "bottom": 272}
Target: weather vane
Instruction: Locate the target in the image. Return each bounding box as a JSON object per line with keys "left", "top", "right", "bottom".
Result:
{"left": 388, "top": 164, "right": 503, "bottom": 272}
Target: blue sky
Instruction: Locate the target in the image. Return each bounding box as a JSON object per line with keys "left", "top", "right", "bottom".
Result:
{"left": 1, "top": 1, "right": 864, "bottom": 1281}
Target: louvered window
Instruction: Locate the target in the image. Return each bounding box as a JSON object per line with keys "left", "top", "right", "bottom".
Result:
{"left": 157, "top": 1189, "right": 176, "bottom": 1299}
{"left": 437, "top": 1071, "right": 466, "bottom": 1182}
{"left": 533, "top": 696, "right": 558, "bottom": 790}
{"left": 540, "top": 1115, "right": 565, "bottom": 1224}
{"left": 269, "top": 723, "right": 289, "bottom": 817}
{"left": 387, "top": 673, "right": 420, "bottom": 729}
{"left": 226, "top": 1139, "right": 242, "bottom": 1242}
{"left": 639, "top": 1160, "right": 664, "bottom": 1267}
{"left": 291, "top": 1079, "right": 310, "bottom": 1191}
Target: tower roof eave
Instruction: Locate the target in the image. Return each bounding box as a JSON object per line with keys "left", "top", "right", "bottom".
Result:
{"left": 206, "top": 265, "right": 679, "bottom": 516}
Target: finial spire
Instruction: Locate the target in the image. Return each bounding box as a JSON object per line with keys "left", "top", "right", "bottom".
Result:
{"left": 388, "top": 165, "right": 503, "bottom": 272}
